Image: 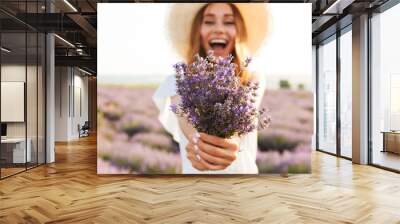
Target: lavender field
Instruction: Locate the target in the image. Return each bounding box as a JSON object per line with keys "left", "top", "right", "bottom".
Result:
{"left": 97, "top": 84, "right": 313, "bottom": 174}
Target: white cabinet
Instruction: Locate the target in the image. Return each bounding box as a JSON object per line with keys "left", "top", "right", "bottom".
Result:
{"left": 1, "top": 138, "right": 32, "bottom": 163}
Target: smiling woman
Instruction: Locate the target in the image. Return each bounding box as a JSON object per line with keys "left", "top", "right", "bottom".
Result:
{"left": 199, "top": 4, "right": 238, "bottom": 59}
{"left": 97, "top": 3, "right": 312, "bottom": 175}
{"left": 152, "top": 3, "right": 270, "bottom": 174}
{"left": 170, "top": 3, "right": 269, "bottom": 84}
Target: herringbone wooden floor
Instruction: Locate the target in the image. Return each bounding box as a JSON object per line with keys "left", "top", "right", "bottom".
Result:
{"left": 0, "top": 135, "right": 399, "bottom": 224}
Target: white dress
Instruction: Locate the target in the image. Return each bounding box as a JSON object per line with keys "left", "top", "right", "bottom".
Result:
{"left": 152, "top": 74, "right": 266, "bottom": 174}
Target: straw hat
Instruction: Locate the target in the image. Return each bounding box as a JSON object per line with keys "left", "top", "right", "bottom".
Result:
{"left": 167, "top": 3, "right": 269, "bottom": 59}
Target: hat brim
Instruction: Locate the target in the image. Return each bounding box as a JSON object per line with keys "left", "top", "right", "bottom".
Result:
{"left": 167, "top": 3, "right": 269, "bottom": 59}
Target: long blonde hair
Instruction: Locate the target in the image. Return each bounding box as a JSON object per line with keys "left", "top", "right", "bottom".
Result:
{"left": 187, "top": 3, "right": 251, "bottom": 84}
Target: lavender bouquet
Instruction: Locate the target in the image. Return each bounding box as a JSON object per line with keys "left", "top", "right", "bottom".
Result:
{"left": 171, "top": 51, "right": 270, "bottom": 139}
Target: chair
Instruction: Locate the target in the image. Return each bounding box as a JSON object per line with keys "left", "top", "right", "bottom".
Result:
{"left": 79, "top": 121, "right": 90, "bottom": 138}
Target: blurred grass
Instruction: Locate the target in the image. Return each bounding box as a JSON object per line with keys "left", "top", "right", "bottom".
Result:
{"left": 258, "top": 134, "right": 300, "bottom": 153}
{"left": 99, "top": 83, "right": 159, "bottom": 89}
{"left": 98, "top": 86, "right": 312, "bottom": 174}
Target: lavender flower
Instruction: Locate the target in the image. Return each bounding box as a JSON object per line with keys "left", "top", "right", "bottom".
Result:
{"left": 171, "top": 51, "right": 270, "bottom": 138}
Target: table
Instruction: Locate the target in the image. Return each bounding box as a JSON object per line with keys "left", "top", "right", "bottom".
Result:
{"left": 1, "top": 138, "right": 32, "bottom": 163}
{"left": 381, "top": 131, "right": 400, "bottom": 154}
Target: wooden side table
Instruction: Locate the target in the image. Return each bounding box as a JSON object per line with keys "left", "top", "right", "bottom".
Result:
{"left": 381, "top": 131, "right": 400, "bottom": 154}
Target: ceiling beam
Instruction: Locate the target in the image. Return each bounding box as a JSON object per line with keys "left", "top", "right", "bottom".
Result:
{"left": 322, "top": 0, "right": 356, "bottom": 14}
{"left": 67, "top": 13, "right": 97, "bottom": 40}
{"left": 55, "top": 55, "right": 96, "bottom": 70}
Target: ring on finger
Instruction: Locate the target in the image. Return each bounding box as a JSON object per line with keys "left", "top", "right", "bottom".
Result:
{"left": 195, "top": 154, "right": 201, "bottom": 161}
{"left": 194, "top": 144, "right": 201, "bottom": 161}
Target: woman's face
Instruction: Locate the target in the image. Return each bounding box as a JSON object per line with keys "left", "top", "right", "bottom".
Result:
{"left": 200, "top": 3, "right": 237, "bottom": 58}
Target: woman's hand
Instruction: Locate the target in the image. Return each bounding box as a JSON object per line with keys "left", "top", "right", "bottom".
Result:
{"left": 186, "top": 133, "right": 208, "bottom": 171}
{"left": 186, "top": 132, "right": 240, "bottom": 171}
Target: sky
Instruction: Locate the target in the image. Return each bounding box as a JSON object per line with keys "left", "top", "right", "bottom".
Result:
{"left": 98, "top": 3, "right": 312, "bottom": 89}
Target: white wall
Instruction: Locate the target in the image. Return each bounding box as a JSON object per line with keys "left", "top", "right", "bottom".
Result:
{"left": 1, "top": 63, "right": 46, "bottom": 164}
{"left": 312, "top": 45, "right": 316, "bottom": 150}
{"left": 1, "top": 65, "right": 38, "bottom": 138}
{"left": 1, "top": 66, "right": 26, "bottom": 129}
{"left": 1, "top": 82, "right": 25, "bottom": 122}
{"left": 71, "top": 72, "right": 89, "bottom": 138}
{"left": 55, "top": 67, "right": 89, "bottom": 141}
{"left": 55, "top": 66, "right": 69, "bottom": 141}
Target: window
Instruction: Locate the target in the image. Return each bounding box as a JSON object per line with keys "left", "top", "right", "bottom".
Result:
{"left": 339, "top": 28, "right": 352, "bottom": 158}
{"left": 371, "top": 2, "right": 400, "bottom": 171}
{"left": 0, "top": 2, "right": 47, "bottom": 179}
{"left": 317, "top": 36, "right": 337, "bottom": 154}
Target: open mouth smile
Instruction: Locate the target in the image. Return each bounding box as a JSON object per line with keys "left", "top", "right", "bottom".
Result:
{"left": 209, "top": 38, "right": 228, "bottom": 51}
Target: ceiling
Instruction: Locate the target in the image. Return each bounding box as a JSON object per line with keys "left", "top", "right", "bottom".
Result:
{"left": 0, "top": 0, "right": 393, "bottom": 75}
